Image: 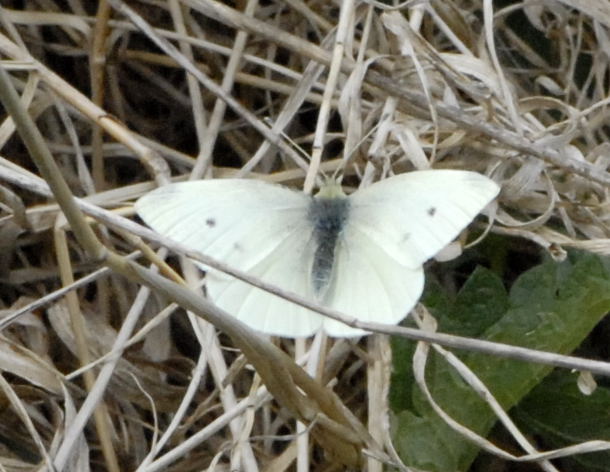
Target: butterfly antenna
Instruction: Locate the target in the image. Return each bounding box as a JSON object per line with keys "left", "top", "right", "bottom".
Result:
{"left": 262, "top": 117, "right": 314, "bottom": 163}
{"left": 332, "top": 120, "right": 383, "bottom": 184}
{"left": 262, "top": 117, "right": 330, "bottom": 193}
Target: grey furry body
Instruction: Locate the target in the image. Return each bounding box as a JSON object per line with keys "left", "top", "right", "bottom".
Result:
{"left": 308, "top": 196, "right": 350, "bottom": 296}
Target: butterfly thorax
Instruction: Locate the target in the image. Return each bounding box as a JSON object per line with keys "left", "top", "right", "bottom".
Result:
{"left": 309, "top": 188, "right": 349, "bottom": 297}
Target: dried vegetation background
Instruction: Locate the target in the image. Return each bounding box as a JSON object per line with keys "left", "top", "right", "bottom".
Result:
{"left": 2, "top": 0, "right": 610, "bottom": 471}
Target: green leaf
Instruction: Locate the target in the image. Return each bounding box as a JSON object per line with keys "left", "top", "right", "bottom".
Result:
{"left": 439, "top": 265, "right": 508, "bottom": 337}
{"left": 514, "top": 371, "right": 610, "bottom": 471}
{"left": 391, "top": 252, "right": 610, "bottom": 471}
{"left": 389, "top": 266, "right": 507, "bottom": 412}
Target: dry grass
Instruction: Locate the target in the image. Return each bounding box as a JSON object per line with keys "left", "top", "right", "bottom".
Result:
{"left": 2, "top": 1, "right": 610, "bottom": 471}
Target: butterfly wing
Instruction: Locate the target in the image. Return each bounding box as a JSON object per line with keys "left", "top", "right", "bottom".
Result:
{"left": 322, "top": 228, "right": 424, "bottom": 336}
{"left": 205, "top": 227, "right": 325, "bottom": 337}
{"left": 348, "top": 170, "right": 500, "bottom": 269}
{"left": 135, "top": 179, "right": 324, "bottom": 337}
{"left": 320, "top": 170, "right": 498, "bottom": 336}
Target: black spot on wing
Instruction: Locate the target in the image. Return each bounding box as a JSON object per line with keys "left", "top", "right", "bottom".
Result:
{"left": 427, "top": 207, "right": 436, "bottom": 217}
{"left": 205, "top": 217, "right": 216, "bottom": 228}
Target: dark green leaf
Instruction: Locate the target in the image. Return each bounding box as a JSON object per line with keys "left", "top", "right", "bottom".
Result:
{"left": 391, "top": 252, "right": 610, "bottom": 471}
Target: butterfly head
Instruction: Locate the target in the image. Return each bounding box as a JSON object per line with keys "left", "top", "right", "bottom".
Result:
{"left": 315, "top": 177, "right": 346, "bottom": 200}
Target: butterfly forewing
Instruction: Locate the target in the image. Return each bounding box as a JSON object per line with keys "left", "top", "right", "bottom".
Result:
{"left": 348, "top": 170, "right": 500, "bottom": 269}
{"left": 136, "top": 180, "right": 311, "bottom": 271}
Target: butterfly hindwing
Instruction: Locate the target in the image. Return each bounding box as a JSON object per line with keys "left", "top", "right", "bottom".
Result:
{"left": 322, "top": 223, "right": 425, "bottom": 337}
{"left": 206, "top": 219, "right": 324, "bottom": 337}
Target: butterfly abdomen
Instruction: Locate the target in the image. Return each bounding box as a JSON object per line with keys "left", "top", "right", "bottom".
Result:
{"left": 309, "top": 196, "right": 350, "bottom": 296}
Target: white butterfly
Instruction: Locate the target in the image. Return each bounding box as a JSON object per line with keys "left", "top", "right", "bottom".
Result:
{"left": 135, "top": 170, "right": 499, "bottom": 338}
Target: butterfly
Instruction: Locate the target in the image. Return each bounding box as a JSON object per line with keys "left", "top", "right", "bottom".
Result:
{"left": 135, "top": 170, "right": 500, "bottom": 337}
